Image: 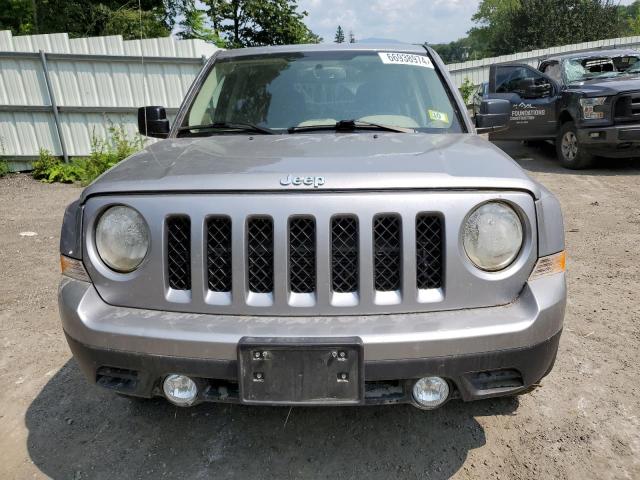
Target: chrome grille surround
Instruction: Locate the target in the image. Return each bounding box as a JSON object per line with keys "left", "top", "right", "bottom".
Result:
{"left": 82, "top": 191, "right": 538, "bottom": 316}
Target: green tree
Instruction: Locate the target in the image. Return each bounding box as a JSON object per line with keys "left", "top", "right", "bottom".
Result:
{"left": 0, "top": 0, "right": 178, "bottom": 39}
{"left": 0, "top": 0, "right": 36, "bottom": 35}
{"left": 348, "top": 30, "right": 355, "bottom": 43}
{"left": 178, "top": 0, "right": 225, "bottom": 45}
{"left": 470, "top": 0, "right": 625, "bottom": 57}
{"left": 204, "top": 0, "right": 321, "bottom": 48}
{"left": 619, "top": 0, "right": 640, "bottom": 34}
{"left": 431, "top": 37, "right": 480, "bottom": 63}
{"left": 334, "top": 25, "right": 344, "bottom": 43}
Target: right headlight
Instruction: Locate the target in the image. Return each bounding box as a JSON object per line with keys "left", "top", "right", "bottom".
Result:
{"left": 579, "top": 96, "right": 607, "bottom": 120}
{"left": 463, "top": 202, "right": 524, "bottom": 272}
{"left": 95, "top": 205, "right": 149, "bottom": 273}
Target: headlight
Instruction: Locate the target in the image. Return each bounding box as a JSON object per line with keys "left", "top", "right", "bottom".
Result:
{"left": 95, "top": 206, "right": 149, "bottom": 272}
{"left": 579, "top": 97, "right": 607, "bottom": 120}
{"left": 463, "top": 202, "right": 523, "bottom": 272}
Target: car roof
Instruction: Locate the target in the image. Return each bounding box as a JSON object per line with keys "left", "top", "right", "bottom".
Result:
{"left": 217, "top": 42, "right": 427, "bottom": 59}
{"left": 543, "top": 48, "right": 640, "bottom": 63}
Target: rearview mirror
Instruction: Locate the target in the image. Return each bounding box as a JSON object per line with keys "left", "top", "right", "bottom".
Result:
{"left": 138, "top": 106, "right": 170, "bottom": 138}
{"left": 475, "top": 99, "right": 511, "bottom": 134}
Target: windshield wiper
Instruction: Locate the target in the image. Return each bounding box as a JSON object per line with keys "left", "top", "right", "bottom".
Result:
{"left": 288, "top": 119, "right": 413, "bottom": 134}
{"left": 178, "top": 122, "right": 276, "bottom": 135}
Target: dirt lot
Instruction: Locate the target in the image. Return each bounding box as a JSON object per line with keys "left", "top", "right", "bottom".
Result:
{"left": 0, "top": 142, "right": 639, "bottom": 480}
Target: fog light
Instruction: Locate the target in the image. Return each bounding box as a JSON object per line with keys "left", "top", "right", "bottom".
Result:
{"left": 412, "top": 376, "right": 450, "bottom": 409}
{"left": 163, "top": 374, "right": 198, "bottom": 406}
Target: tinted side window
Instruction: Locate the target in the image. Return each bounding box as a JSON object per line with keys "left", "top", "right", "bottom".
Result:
{"left": 495, "top": 66, "right": 551, "bottom": 97}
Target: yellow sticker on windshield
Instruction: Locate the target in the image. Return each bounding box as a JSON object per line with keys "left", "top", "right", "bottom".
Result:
{"left": 428, "top": 110, "right": 449, "bottom": 123}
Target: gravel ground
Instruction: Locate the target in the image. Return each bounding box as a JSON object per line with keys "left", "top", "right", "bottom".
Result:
{"left": 0, "top": 142, "right": 639, "bottom": 480}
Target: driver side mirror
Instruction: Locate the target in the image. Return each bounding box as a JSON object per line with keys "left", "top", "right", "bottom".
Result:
{"left": 475, "top": 99, "right": 511, "bottom": 134}
{"left": 517, "top": 78, "right": 552, "bottom": 99}
{"left": 138, "top": 106, "right": 170, "bottom": 138}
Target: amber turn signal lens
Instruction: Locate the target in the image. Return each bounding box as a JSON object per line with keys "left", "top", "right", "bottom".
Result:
{"left": 61, "top": 255, "right": 91, "bottom": 282}
{"left": 529, "top": 251, "right": 566, "bottom": 281}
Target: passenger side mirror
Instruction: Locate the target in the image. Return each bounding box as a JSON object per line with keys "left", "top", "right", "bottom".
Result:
{"left": 138, "top": 106, "right": 170, "bottom": 138}
{"left": 517, "top": 78, "right": 551, "bottom": 99}
{"left": 475, "top": 99, "right": 511, "bottom": 134}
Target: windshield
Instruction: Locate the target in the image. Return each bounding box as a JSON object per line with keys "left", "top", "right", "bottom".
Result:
{"left": 180, "top": 50, "right": 464, "bottom": 135}
{"left": 564, "top": 55, "right": 640, "bottom": 83}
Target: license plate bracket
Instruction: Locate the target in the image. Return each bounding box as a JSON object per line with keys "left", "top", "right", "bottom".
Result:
{"left": 238, "top": 337, "right": 364, "bottom": 405}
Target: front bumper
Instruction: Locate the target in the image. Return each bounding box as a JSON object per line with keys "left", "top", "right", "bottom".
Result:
{"left": 59, "top": 274, "right": 566, "bottom": 405}
{"left": 577, "top": 123, "right": 640, "bottom": 156}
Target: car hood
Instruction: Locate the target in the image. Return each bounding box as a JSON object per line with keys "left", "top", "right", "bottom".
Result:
{"left": 81, "top": 133, "right": 541, "bottom": 201}
{"left": 571, "top": 74, "right": 640, "bottom": 96}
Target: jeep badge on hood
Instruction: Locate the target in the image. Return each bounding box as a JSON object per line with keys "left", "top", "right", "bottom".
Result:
{"left": 280, "top": 174, "right": 325, "bottom": 188}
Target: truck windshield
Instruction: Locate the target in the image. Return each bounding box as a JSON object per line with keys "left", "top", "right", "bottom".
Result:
{"left": 564, "top": 55, "right": 640, "bottom": 83}
{"left": 180, "top": 50, "right": 464, "bottom": 135}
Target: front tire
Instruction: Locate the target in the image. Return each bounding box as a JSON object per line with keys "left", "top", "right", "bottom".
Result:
{"left": 556, "top": 122, "right": 594, "bottom": 169}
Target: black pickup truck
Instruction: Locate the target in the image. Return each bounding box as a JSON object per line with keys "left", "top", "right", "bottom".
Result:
{"left": 484, "top": 49, "right": 640, "bottom": 169}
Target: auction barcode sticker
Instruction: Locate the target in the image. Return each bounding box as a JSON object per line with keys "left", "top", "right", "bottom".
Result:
{"left": 378, "top": 52, "right": 434, "bottom": 69}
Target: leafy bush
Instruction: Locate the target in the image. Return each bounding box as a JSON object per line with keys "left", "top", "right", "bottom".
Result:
{"left": 0, "top": 159, "right": 9, "bottom": 177}
{"left": 81, "top": 126, "right": 145, "bottom": 184}
{"left": 32, "top": 126, "right": 145, "bottom": 185}
{"left": 32, "top": 149, "right": 78, "bottom": 183}
{"left": 459, "top": 78, "right": 476, "bottom": 106}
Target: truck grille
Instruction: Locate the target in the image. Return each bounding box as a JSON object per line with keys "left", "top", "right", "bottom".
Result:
{"left": 164, "top": 212, "right": 443, "bottom": 308}
{"left": 614, "top": 91, "right": 640, "bottom": 123}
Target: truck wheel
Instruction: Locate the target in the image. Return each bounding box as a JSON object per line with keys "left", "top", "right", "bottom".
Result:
{"left": 556, "top": 122, "right": 594, "bottom": 169}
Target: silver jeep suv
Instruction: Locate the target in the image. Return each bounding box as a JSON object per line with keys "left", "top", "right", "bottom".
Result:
{"left": 59, "top": 44, "right": 566, "bottom": 410}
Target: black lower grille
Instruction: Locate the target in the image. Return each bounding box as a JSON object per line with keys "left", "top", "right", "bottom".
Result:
{"left": 468, "top": 369, "right": 523, "bottom": 390}
{"left": 373, "top": 215, "right": 401, "bottom": 291}
{"left": 167, "top": 216, "right": 191, "bottom": 290}
{"left": 96, "top": 366, "right": 138, "bottom": 392}
{"left": 207, "top": 217, "right": 232, "bottom": 292}
{"left": 289, "top": 218, "right": 316, "bottom": 293}
{"left": 331, "top": 216, "right": 359, "bottom": 293}
{"left": 247, "top": 218, "right": 274, "bottom": 293}
{"left": 416, "top": 215, "right": 443, "bottom": 289}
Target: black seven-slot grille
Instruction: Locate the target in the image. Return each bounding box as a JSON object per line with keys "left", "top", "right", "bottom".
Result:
{"left": 165, "top": 213, "right": 443, "bottom": 302}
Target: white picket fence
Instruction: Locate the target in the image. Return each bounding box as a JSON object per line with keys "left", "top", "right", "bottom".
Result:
{"left": 0, "top": 30, "right": 218, "bottom": 169}
{"left": 446, "top": 35, "right": 640, "bottom": 88}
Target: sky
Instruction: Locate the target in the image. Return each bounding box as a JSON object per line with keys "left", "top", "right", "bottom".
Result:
{"left": 298, "top": 0, "right": 638, "bottom": 45}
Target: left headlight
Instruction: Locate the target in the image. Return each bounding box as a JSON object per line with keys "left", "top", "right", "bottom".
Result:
{"left": 95, "top": 206, "right": 149, "bottom": 273}
{"left": 463, "top": 202, "right": 524, "bottom": 272}
{"left": 579, "top": 96, "right": 607, "bottom": 120}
